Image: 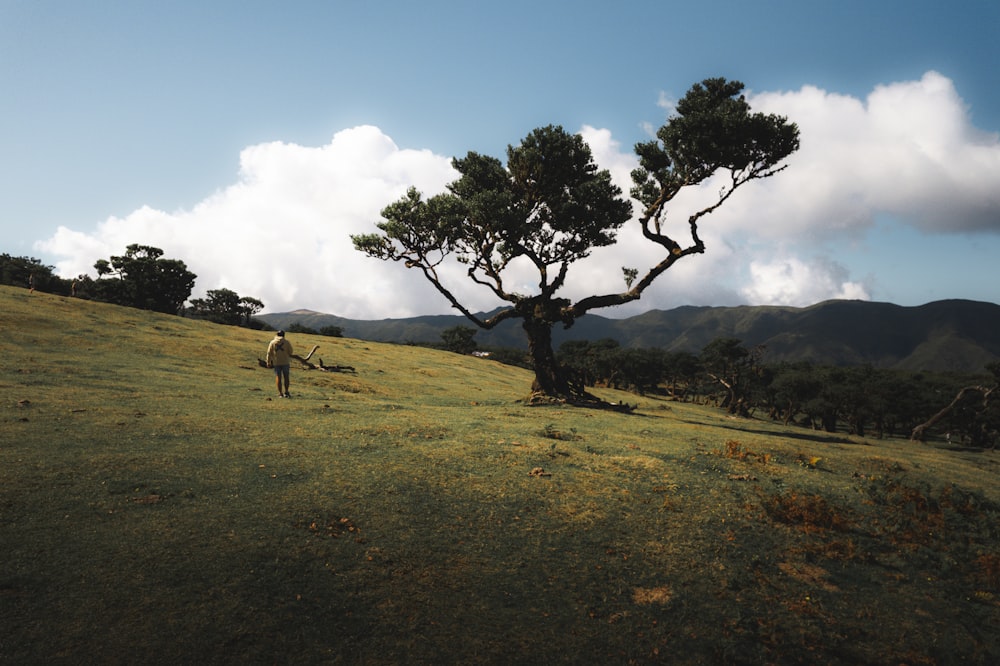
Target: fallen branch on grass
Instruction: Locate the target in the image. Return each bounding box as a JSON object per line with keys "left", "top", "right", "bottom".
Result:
{"left": 294, "top": 345, "right": 321, "bottom": 363}
{"left": 318, "top": 359, "right": 356, "bottom": 373}
{"left": 256, "top": 344, "right": 356, "bottom": 373}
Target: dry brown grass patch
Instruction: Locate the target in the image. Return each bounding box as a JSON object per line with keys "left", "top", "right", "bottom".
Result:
{"left": 764, "top": 492, "right": 852, "bottom": 533}
{"left": 714, "top": 439, "right": 771, "bottom": 464}
{"left": 632, "top": 585, "right": 673, "bottom": 605}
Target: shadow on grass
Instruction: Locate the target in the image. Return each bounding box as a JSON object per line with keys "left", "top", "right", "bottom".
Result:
{"left": 679, "top": 416, "right": 861, "bottom": 446}
{"left": 721, "top": 424, "right": 861, "bottom": 446}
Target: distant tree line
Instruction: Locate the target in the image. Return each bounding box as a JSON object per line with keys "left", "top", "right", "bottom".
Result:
{"left": 435, "top": 327, "right": 998, "bottom": 449}
{"left": 554, "top": 337, "right": 998, "bottom": 448}
{"left": 282, "top": 322, "right": 345, "bottom": 338}
{"left": 2, "top": 246, "right": 266, "bottom": 329}
{"left": 1, "top": 253, "right": 75, "bottom": 296}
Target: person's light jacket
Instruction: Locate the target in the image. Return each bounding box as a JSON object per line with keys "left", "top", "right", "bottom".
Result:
{"left": 266, "top": 336, "right": 293, "bottom": 366}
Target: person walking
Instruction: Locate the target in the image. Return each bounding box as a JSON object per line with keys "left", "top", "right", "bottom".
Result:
{"left": 266, "top": 330, "right": 293, "bottom": 398}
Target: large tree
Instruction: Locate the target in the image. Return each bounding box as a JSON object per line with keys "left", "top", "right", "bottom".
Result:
{"left": 94, "top": 244, "right": 196, "bottom": 315}
{"left": 353, "top": 78, "right": 799, "bottom": 402}
{"left": 700, "top": 338, "right": 766, "bottom": 417}
{"left": 188, "top": 288, "right": 265, "bottom": 326}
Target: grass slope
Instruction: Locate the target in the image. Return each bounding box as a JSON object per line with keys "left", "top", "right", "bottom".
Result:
{"left": 2, "top": 285, "right": 999, "bottom": 665}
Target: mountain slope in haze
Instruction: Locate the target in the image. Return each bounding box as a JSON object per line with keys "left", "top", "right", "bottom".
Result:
{"left": 258, "top": 299, "right": 1000, "bottom": 374}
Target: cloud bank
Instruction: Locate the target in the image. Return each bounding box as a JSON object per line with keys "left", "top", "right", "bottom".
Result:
{"left": 39, "top": 72, "right": 1000, "bottom": 319}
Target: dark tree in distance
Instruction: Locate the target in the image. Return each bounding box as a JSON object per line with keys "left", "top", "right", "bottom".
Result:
{"left": 318, "top": 325, "right": 344, "bottom": 338}
{"left": 188, "top": 288, "right": 265, "bottom": 327}
{"left": 558, "top": 338, "right": 622, "bottom": 388}
{"left": 769, "top": 361, "right": 823, "bottom": 425}
{"left": 189, "top": 288, "right": 242, "bottom": 325}
{"left": 662, "top": 350, "right": 702, "bottom": 401}
{"left": 701, "top": 338, "right": 766, "bottom": 416}
{"left": 911, "top": 362, "right": 999, "bottom": 447}
{"left": 238, "top": 296, "right": 265, "bottom": 327}
{"left": 0, "top": 254, "right": 74, "bottom": 295}
{"left": 441, "top": 325, "right": 479, "bottom": 354}
{"left": 353, "top": 78, "right": 799, "bottom": 402}
{"left": 94, "top": 244, "right": 196, "bottom": 315}
{"left": 616, "top": 347, "right": 668, "bottom": 396}
{"left": 286, "top": 322, "right": 318, "bottom": 335}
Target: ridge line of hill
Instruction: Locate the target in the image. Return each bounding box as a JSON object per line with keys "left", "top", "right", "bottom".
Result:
{"left": 257, "top": 298, "right": 1000, "bottom": 374}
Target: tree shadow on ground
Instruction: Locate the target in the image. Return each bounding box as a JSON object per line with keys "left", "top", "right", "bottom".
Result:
{"left": 682, "top": 418, "right": 861, "bottom": 446}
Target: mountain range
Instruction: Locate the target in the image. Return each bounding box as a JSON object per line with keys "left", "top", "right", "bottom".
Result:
{"left": 257, "top": 299, "right": 1000, "bottom": 374}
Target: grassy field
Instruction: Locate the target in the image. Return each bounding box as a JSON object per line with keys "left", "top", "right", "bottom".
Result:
{"left": 2, "top": 284, "right": 999, "bottom": 665}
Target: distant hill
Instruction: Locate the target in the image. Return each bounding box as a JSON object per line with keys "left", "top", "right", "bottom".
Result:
{"left": 257, "top": 299, "right": 1000, "bottom": 374}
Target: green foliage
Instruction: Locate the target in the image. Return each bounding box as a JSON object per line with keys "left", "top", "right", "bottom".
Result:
{"left": 278, "top": 322, "right": 344, "bottom": 338}
{"left": 318, "top": 325, "right": 344, "bottom": 338}
{"left": 93, "top": 244, "right": 196, "bottom": 314}
{"left": 479, "top": 345, "right": 532, "bottom": 370}
{"left": 286, "top": 321, "right": 318, "bottom": 335}
{"left": 622, "top": 266, "right": 638, "bottom": 288}
{"left": 613, "top": 347, "right": 668, "bottom": 396}
{"left": 662, "top": 350, "right": 702, "bottom": 399}
{"left": 1, "top": 253, "right": 47, "bottom": 288}
{"left": 558, "top": 338, "right": 621, "bottom": 387}
{"left": 188, "top": 288, "right": 264, "bottom": 327}
{"left": 555, "top": 333, "right": 996, "bottom": 445}
{"left": 700, "top": 338, "right": 766, "bottom": 416}
{"left": 441, "top": 325, "right": 478, "bottom": 354}
{"left": 189, "top": 287, "right": 239, "bottom": 324}
{"left": 631, "top": 78, "right": 800, "bottom": 207}
{"left": 0, "top": 253, "right": 73, "bottom": 295}
{"left": 354, "top": 125, "right": 631, "bottom": 305}
{"left": 769, "top": 361, "right": 823, "bottom": 424}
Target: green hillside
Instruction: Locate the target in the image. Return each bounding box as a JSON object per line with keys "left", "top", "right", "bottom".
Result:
{"left": 3, "top": 285, "right": 999, "bottom": 664}
{"left": 260, "top": 299, "right": 1000, "bottom": 373}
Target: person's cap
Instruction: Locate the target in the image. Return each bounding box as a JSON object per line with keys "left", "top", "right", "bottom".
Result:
{"left": 277, "top": 330, "right": 285, "bottom": 336}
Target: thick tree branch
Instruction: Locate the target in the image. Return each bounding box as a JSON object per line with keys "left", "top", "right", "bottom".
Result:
{"left": 910, "top": 385, "right": 991, "bottom": 442}
{"left": 566, "top": 157, "right": 788, "bottom": 321}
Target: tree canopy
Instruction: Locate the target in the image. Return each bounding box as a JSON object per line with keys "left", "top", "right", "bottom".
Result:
{"left": 188, "top": 288, "right": 265, "bottom": 326}
{"left": 354, "top": 78, "right": 799, "bottom": 402}
{"left": 0, "top": 254, "right": 73, "bottom": 295}
{"left": 94, "top": 244, "right": 196, "bottom": 315}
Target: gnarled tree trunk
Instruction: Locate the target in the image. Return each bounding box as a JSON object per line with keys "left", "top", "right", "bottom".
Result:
{"left": 524, "top": 317, "right": 571, "bottom": 398}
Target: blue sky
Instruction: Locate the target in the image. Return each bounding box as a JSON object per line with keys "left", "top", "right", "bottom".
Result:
{"left": 2, "top": 0, "right": 998, "bottom": 318}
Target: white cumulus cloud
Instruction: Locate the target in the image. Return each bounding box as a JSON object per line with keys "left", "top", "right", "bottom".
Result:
{"left": 742, "top": 257, "right": 871, "bottom": 306}
{"left": 740, "top": 71, "right": 1000, "bottom": 237}
{"left": 40, "top": 126, "right": 461, "bottom": 318}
